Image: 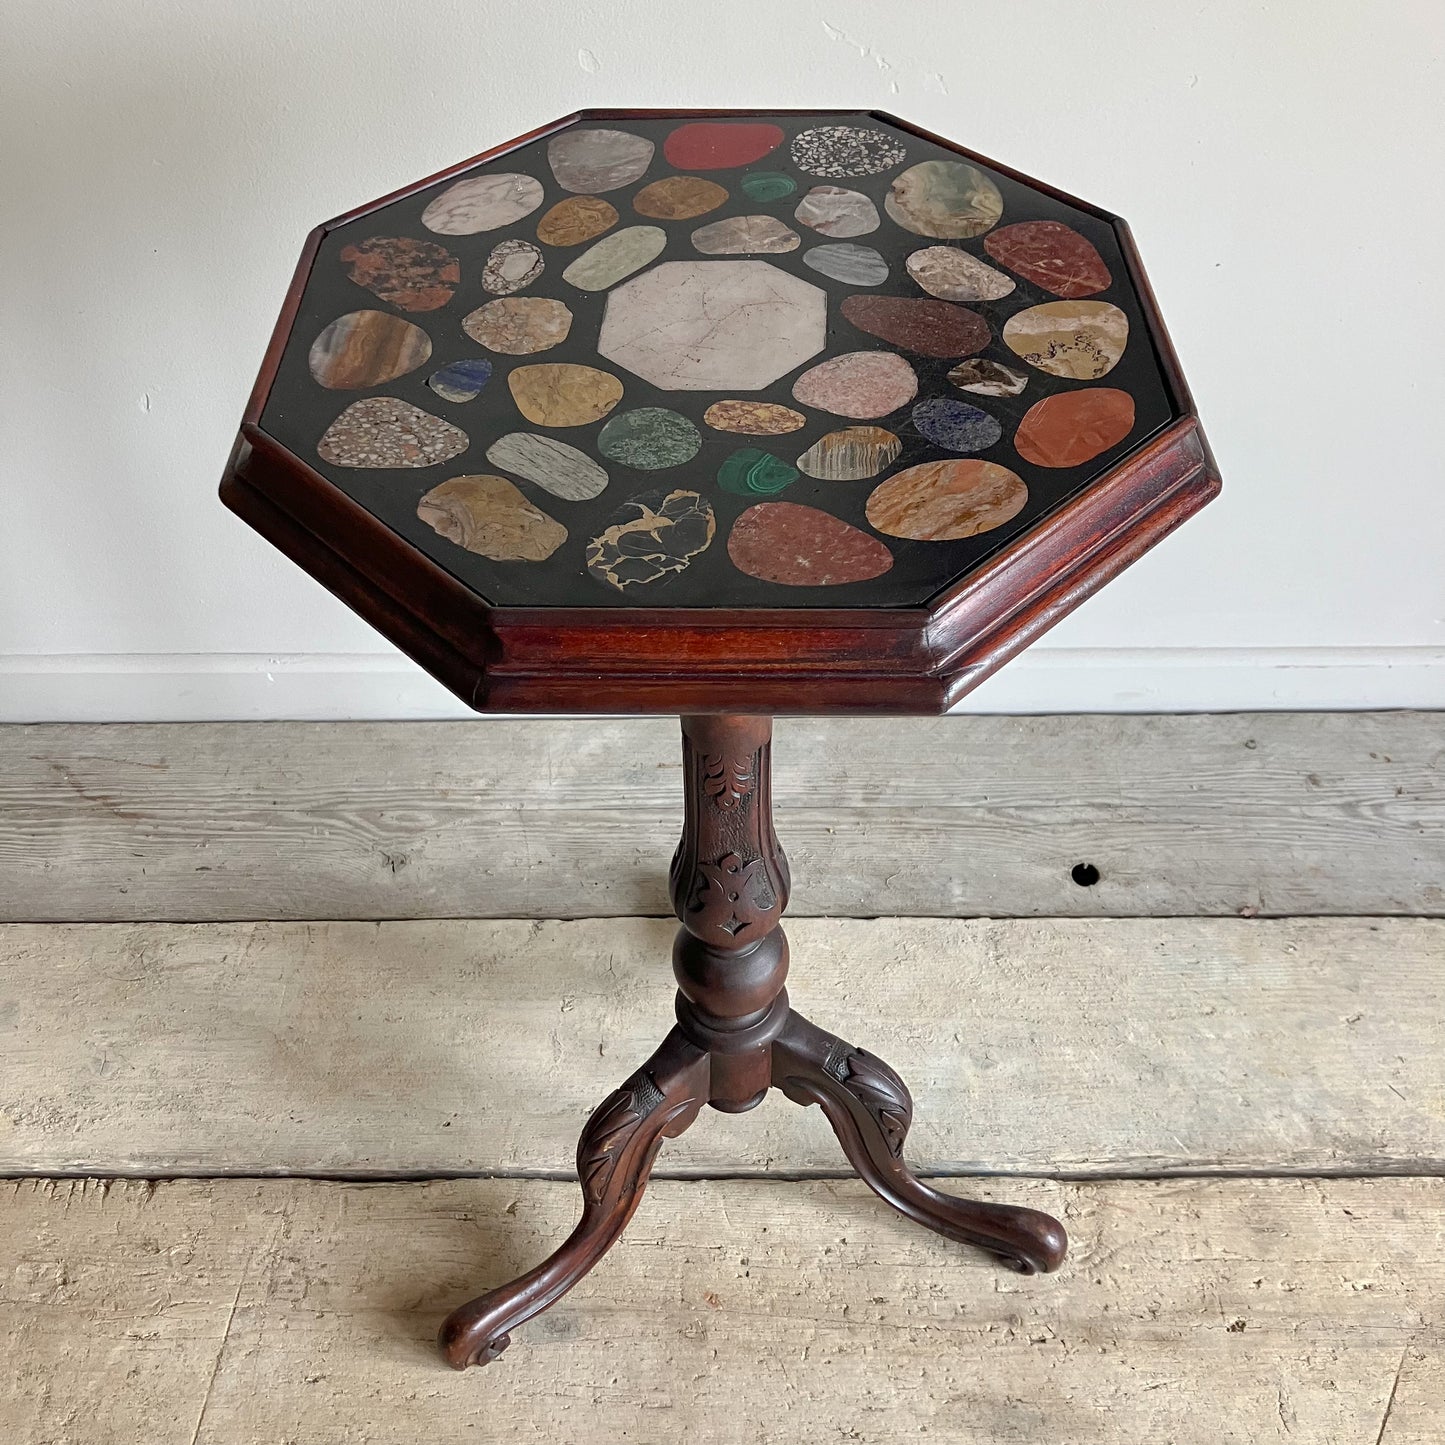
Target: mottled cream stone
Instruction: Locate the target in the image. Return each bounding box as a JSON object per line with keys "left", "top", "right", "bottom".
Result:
{"left": 485, "top": 433, "right": 609, "bottom": 501}
{"left": 793, "top": 186, "right": 880, "bottom": 237}
{"left": 548, "top": 128, "right": 655, "bottom": 193}
{"left": 461, "top": 297, "right": 573, "bottom": 355}
{"left": 1002, "top": 300, "right": 1129, "bottom": 379}
{"left": 598, "top": 261, "right": 826, "bottom": 391}
{"left": 703, "top": 401, "right": 808, "bottom": 435}
{"left": 416, "top": 475, "right": 567, "bottom": 561}
{"left": 421, "top": 174, "right": 544, "bottom": 235}
{"left": 865, "top": 459, "right": 1027, "bottom": 541}
{"left": 481, "top": 239, "right": 544, "bottom": 295}
{"left": 691, "top": 215, "right": 801, "bottom": 254}
{"left": 905, "top": 246, "right": 1015, "bottom": 302}
{"left": 506, "top": 364, "right": 623, "bottom": 427}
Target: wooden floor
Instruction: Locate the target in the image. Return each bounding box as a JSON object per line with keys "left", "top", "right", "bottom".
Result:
{"left": 2, "top": 716, "right": 1442, "bottom": 1442}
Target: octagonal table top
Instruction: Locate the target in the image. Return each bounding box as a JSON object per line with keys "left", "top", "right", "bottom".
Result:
{"left": 251, "top": 110, "right": 1185, "bottom": 613}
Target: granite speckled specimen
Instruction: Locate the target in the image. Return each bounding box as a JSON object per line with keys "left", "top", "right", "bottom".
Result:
{"left": 535, "top": 196, "right": 618, "bottom": 247}
{"left": 317, "top": 397, "right": 468, "bottom": 469}
{"left": 485, "top": 432, "right": 609, "bottom": 502}
{"left": 1003, "top": 300, "right": 1129, "bottom": 379}
{"left": 789, "top": 125, "right": 907, "bottom": 177}
{"left": 599, "top": 261, "right": 826, "bottom": 391}
{"left": 885, "top": 161, "right": 1004, "bottom": 239}
{"left": 507, "top": 364, "right": 624, "bottom": 427}
{"left": 1014, "top": 388, "right": 1136, "bottom": 468}
{"left": 548, "top": 128, "right": 655, "bottom": 192}
{"left": 984, "top": 220, "right": 1112, "bottom": 298}
{"left": 416, "top": 475, "right": 567, "bottom": 561}
{"left": 462, "top": 297, "right": 573, "bottom": 355}
{"left": 728, "top": 501, "right": 894, "bottom": 585}
{"left": 422, "top": 174, "right": 545, "bottom": 235}
{"left": 796, "top": 426, "right": 901, "bottom": 481}
{"left": 791, "top": 351, "right": 917, "bottom": 419}
{"left": 338, "top": 236, "right": 460, "bottom": 312}
{"left": 586, "top": 488, "right": 716, "bottom": 590}
{"left": 866, "top": 459, "right": 1027, "bottom": 541}
{"left": 308, "top": 310, "right": 432, "bottom": 389}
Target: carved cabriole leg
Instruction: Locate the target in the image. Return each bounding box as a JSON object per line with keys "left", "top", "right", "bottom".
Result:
{"left": 438, "top": 1027, "right": 709, "bottom": 1369}
{"left": 771, "top": 1011, "right": 1068, "bottom": 1274}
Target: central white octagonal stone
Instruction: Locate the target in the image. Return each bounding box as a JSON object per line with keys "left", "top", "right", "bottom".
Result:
{"left": 597, "top": 260, "right": 827, "bottom": 391}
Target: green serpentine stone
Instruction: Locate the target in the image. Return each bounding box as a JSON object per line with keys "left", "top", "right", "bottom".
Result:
{"left": 597, "top": 408, "right": 702, "bottom": 471}
{"left": 717, "top": 447, "right": 798, "bottom": 497}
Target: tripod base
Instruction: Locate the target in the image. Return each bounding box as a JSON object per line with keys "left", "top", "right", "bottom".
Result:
{"left": 439, "top": 1003, "right": 1067, "bottom": 1370}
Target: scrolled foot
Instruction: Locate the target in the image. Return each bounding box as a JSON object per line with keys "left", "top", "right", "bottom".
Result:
{"left": 772, "top": 1011, "right": 1067, "bottom": 1275}
{"left": 439, "top": 1027, "right": 709, "bottom": 1369}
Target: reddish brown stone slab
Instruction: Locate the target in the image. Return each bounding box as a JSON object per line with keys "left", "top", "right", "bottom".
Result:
{"left": 866, "top": 460, "right": 1027, "bottom": 541}
{"left": 840, "top": 296, "right": 989, "bottom": 359}
{"left": 984, "top": 221, "right": 1112, "bottom": 298}
{"left": 1014, "top": 387, "right": 1136, "bottom": 468}
{"left": 338, "top": 236, "right": 460, "bottom": 312}
{"left": 663, "top": 121, "right": 785, "bottom": 170}
{"left": 727, "top": 501, "right": 894, "bottom": 586}
{"left": 633, "top": 176, "right": 728, "bottom": 220}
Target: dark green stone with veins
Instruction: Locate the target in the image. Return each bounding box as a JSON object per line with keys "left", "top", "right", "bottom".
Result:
{"left": 597, "top": 407, "right": 702, "bottom": 471}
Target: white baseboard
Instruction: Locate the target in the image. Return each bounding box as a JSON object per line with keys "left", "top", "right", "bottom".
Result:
{"left": 1, "top": 648, "right": 1442, "bottom": 721}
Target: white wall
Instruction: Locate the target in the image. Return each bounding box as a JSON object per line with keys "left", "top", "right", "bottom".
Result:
{"left": 3, "top": 0, "right": 1442, "bottom": 719}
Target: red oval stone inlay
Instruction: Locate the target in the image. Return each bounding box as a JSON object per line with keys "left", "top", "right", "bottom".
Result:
{"left": 1014, "top": 388, "right": 1135, "bottom": 468}
{"left": 841, "top": 296, "right": 990, "bottom": 358}
{"left": 663, "top": 122, "right": 785, "bottom": 171}
{"left": 983, "top": 221, "right": 1112, "bottom": 298}
{"left": 727, "top": 502, "right": 893, "bottom": 586}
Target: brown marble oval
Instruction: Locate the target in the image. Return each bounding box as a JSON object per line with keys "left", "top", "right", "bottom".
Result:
{"left": 1013, "top": 388, "right": 1136, "bottom": 468}
{"left": 866, "top": 460, "right": 1027, "bottom": 541}
{"left": 1002, "top": 301, "right": 1128, "bottom": 379}
{"left": 841, "top": 296, "right": 989, "bottom": 359}
{"left": 796, "top": 426, "right": 901, "bottom": 481}
{"left": 536, "top": 196, "right": 618, "bottom": 247}
{"left": 507, "top": 364, "right": 623, "bottom": 427}
{"left": 703, "top": 400, "right": 808, "bottom": 435}
{"left": 338, "top": 236, "right": 459, "bottom": 312}
{"left": 728, "top": 502, "right": 893, "bottom": 586}
{"left": 308, "top": 310, "right": 432, "bottom": 389}
{"left": 984, "top": 221, "right": 1111, "bottom": 298}
{"left": 633, "top": 175, "right": 728, "bottom": 220}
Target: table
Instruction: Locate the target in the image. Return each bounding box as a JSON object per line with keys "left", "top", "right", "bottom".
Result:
{"left": 219, "top": 109, "right": 1220, "bottom": 1370}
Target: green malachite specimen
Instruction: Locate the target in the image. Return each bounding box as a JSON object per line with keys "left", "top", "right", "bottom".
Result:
{"left": 717, "top": 447, "right": 799, "bottom": 497}
{"left": 741, "top": 171, "right": 797, "bottom": 202}
{"left": 597, "top": 407, "right": 702, "bottom": 470}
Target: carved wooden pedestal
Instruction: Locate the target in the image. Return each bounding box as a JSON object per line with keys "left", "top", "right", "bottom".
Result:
{"left": 438, "top": 715, "right": 1067, "bottom": 1370}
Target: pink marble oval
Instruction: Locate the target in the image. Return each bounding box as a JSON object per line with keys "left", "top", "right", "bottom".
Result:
{"left": 791, "top": 352, "right": 917, "bottom": 419}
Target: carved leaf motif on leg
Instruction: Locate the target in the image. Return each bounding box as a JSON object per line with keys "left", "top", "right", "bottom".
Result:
{"left": 581, "top": 1071, "right": 667, "bottom": 1205}
{"left": 829, "top": 1042, "right": 913, "bottom": 1158}
{"left": 689, "top": 852, "right": 777, "bottom": 938}
{"left": 701, "top": 749, "right": 755, "bottom": 810}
